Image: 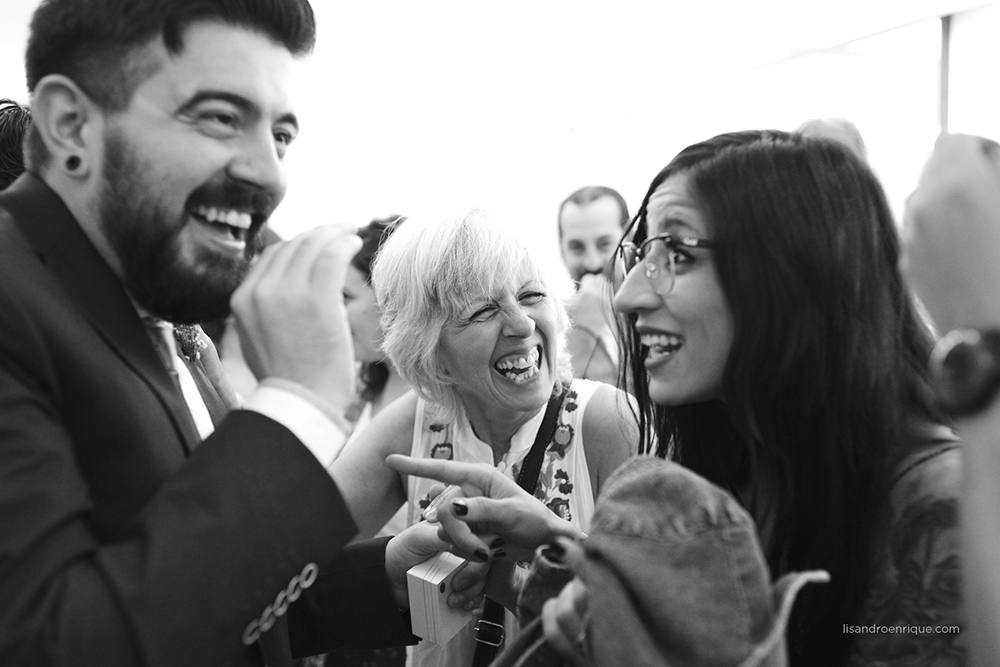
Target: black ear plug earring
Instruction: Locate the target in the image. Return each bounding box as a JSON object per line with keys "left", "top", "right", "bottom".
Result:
{"left": 65, "top": 155, "right": 81, "bottom": 171}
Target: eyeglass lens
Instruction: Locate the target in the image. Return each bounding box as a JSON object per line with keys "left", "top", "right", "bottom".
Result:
{"left": 618, "top": 238, "right": 675, "bottom": 295}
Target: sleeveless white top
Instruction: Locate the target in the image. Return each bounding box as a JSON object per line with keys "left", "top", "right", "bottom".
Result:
{"left": 405, "top": 379, "right": 600, "bottom": 667}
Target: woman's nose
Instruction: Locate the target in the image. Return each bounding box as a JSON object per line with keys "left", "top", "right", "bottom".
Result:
{"left": 502, "top": 306, "right": 536, "bottom": 337}
{"left": 614, "top": 263, "right": 660, "bottom": 315}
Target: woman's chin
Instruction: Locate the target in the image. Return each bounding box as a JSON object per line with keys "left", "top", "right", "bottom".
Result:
{"left": 647, "top": 380, "right": 689, "bottom": 407}
{"left": 648, "top": 379, "right": 721, "bottom": 407}
{"left": 491, "top": 370, "right": 553, "bottom": 409}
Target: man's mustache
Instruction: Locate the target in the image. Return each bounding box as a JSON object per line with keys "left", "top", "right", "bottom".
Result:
{"left": 187, "top": 179, "right": 279, "bottom": 222}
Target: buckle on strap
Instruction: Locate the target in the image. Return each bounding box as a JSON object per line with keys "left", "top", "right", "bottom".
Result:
{"left": 474, "top": 620, "right": 505, "bottom": 647}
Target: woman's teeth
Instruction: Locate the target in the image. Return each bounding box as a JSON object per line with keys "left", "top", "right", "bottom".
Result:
{"left": 494, "top": 346, "right": 541, "bottom": 384}
{"left": 642, "top": 333, "right": 683, "bottom": 359}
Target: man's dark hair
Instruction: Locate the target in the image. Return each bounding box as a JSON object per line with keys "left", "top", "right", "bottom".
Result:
{"left": 0, "top": 99, "right": 30, "bottom": 190}
{"left": 557, "top": 185, "right": 630, "bottom": 239}
{"left": 24, "top": 0, "right": 316, "bottom": 168}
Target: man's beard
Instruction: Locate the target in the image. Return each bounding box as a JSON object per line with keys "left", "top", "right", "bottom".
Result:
{"left": 98, "top": 130, "right": 274, "bottom": 324}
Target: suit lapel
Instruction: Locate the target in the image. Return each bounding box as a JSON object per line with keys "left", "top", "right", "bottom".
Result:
{"left": 1, "top": 174, "right": 202, "bottom": 453}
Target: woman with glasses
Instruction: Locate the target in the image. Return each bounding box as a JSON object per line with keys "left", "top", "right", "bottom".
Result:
{"left": 389, "top": 130, "right": 963, "bottom": 667}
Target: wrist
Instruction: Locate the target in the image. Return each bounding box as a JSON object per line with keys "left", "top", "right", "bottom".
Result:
{"left": 930, "top": 327, "right": 1000, "bottom": 417}
{"left": 384, "top": 536, "right": 411, "bottom": 610}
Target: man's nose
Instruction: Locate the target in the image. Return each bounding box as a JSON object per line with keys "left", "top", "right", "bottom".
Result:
{"left": 584, "top": 248, "right": 610, "bottom": 273}
{"left": 226, "top": 129, "right": 286, "bottom": 200}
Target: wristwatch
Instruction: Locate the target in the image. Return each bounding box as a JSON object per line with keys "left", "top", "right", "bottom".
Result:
{"left": 930, "top": 328, "right": 1000, "bottom": 417}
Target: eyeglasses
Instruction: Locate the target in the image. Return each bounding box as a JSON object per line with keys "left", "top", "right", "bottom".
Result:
{"left": 617, "top": 232, "right": 717, "bottom": 295}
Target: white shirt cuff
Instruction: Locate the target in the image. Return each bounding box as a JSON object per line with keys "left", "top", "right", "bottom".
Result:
{"left": 243, "top": 378, "right": 351, "bottom": 469}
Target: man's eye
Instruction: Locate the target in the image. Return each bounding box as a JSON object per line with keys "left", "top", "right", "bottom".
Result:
{"left": 274, "top": 129, "right": 295, "bottom": 146}
{"left": 195, "top": 110, "right": 242, "bottom": 136}
{"left": 205, "top": 111, "right": 238, "bottom": 127}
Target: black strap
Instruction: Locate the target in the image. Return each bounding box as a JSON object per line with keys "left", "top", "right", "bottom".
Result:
{"left": 471, "top": 384, "right": 568, "bottom": 667}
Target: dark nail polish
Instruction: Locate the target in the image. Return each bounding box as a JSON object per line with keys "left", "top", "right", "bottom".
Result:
{"left": 453, "top": 500, "right": 469, "bottom": 516}
{"left": 489, "top": 537, "right": 505, "bottom": 549}
{"left": 492, "top": 549, "right": 507, "bottom": 559}
{"left": 474, "top": 548, "right": 489, "bottom": 562}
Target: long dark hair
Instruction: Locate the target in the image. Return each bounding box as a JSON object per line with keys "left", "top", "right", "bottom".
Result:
{"left": 616, "top": 130, "right": 943, "bottom": 666}
{"left": 354, "top": 215, "right": 405, "bottom": 403}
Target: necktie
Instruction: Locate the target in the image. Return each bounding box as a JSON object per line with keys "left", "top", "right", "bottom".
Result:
{"left": 142, "top": 317, "right": 180, "bottom": 379}
{"left": 174, "top": 324, "right": 241, "bottom": 424}
{"left": 142, "top": 316, "right": 202, "bottom": 448}
{"left": 144, "top": 318, "right": 216, "bottom": 441}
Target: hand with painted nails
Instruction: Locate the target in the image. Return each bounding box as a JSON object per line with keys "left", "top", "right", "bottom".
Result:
{"left": 386, "top": 454, "right": 585, "bottom": 563}
{"left": 447, "top": 558, "right": 490, "bottom": 612}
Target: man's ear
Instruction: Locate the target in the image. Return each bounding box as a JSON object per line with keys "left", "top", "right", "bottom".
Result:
{"left": 30, "top": 74, "right": 101, "bottom": 178}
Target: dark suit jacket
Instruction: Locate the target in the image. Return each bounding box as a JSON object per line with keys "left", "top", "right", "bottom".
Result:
{"left": 0, "top": 174, "right": 414, "bottom": 666}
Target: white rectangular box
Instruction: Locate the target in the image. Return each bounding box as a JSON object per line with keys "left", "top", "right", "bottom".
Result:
{"left": 406, "top": 552, "right": 475, "bottom": 645}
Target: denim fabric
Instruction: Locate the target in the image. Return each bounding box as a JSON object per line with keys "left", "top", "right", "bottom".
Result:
{"left": 500, "top": 456, "right": 828, "bottom": 667}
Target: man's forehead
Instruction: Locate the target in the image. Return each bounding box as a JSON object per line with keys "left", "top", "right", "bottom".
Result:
{"left": 561, "top": 196, "right": 623, "bottom": 236}
{"left": 134, "top": 21, "right": 296, "bottom": 110}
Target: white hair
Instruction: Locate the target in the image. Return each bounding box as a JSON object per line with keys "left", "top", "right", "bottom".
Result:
{"left": 372, "top": 208, "right": 572, "bottom": 420}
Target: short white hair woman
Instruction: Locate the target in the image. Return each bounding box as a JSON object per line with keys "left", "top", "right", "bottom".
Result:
{"left": 334, "top": 208, "right": 637, "bottom": 667}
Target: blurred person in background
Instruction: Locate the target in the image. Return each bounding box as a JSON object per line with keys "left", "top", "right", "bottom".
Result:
{"left": 0, "top": 98, "right": 30, "bottom": 190}
{"left": 325, "top": 214, "right": 410, "bottom": 667}
{"left": 796, "top": 117, "right": 868, "bottom": 162}
{"left": 557, "top": 185, "right": 630, "bottom": 387}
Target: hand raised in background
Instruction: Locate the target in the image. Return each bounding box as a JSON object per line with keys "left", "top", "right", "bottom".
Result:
{"left": 903, "top": 133, "right": 1000, "bottom": 333}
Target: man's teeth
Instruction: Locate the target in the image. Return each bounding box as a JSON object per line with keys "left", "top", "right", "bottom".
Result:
{"left": 641, "top": 333, "right": 683, "bottom": 357}
{"left": 194, "top": 205, "right": 252, "bottom": 230}
{"left": 494, "top": 347, "right": 541, "bottom": 383}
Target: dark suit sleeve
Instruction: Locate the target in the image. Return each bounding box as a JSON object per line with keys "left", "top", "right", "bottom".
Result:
{"left": 0, "top": 336, "right": 360, "bottom": 667}
{"left": 287, "top": 537, "right": 418, "bottom": 656}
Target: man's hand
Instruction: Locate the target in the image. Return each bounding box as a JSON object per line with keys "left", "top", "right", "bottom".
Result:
{"left": 570, "top": 273, "right": 615, "bottom": 331}
{"left": 231, "top": 226, "right": 361, "bottom": 412}
{"left": 386, "top": 455, "right": 584, "bottom": 563}
{"left": 902, "top": 134, "right": 1000, "bottom": 333}
{"left": 384, "top": 522, "right": 490, "bottom": 611}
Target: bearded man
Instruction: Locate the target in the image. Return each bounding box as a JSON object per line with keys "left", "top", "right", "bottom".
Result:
{"left": 0, "top": 1, "right": 451, "bottom": 665}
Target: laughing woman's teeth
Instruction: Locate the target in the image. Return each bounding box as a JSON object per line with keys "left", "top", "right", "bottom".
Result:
{"left": 494, "top": 346, "right": 541, "bottom": 383}
{"left": 641, "top": 333, "right": 683, "bottom": 359}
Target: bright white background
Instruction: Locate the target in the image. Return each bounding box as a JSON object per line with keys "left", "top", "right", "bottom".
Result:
{"left": 1, "top": 0, "right": 995, "bottom": 276}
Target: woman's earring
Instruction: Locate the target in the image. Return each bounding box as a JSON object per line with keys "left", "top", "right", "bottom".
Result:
{"left": 65, "top": 155, "right": 81, "bottom": 171}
